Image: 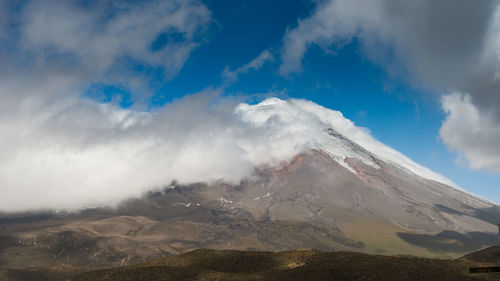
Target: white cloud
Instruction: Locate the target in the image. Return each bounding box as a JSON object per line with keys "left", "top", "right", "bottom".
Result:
{"left": 222, "top": 50, "right": 274, "bottom": 83}
{"left": 20, "top": 0, "right": 210, "bottom": 76}
{"left": 280, "top": 0, "right": 497, "bottom": 84}
{"left": 0, "top": 0, "right": 212, "bottom": 102}
{"left": 0, "top": 91, "right": 251, "bottom": 212}
{"left": 440, "top": 93, "right": 500, "bottom": 172}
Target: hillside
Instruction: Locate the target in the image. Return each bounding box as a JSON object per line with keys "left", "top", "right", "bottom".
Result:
{"left": 1, "top": 146, "right": 499, "bottom": 273}
{"left": 72, "top": 249, "right": 494, "bottom": 281}
{"left": 460, "top": 246, "right": 500, "bottom": 265}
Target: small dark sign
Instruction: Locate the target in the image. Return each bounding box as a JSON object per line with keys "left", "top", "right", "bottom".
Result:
{"left": 470, "top": 267, "right": 500, "bottom": 273}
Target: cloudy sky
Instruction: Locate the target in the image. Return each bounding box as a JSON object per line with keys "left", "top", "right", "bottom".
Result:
{"left": 1, "top": 0, "right": 500, "bottom": 211}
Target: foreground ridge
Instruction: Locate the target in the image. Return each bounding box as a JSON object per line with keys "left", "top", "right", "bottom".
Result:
{"left": 72, "top": 248, "right": 497, "bottom": 281}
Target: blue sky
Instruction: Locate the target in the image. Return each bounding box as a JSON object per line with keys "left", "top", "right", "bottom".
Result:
{"left": 1, "top": 0, "right": 500, "bottom": 209}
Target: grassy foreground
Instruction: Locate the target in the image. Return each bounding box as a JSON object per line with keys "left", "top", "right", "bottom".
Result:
{"left": 71, "top": 248, "right": 500, "bottom": 281}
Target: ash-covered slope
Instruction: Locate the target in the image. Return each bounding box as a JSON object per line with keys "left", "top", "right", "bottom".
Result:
{"left": 0, "top": 99, "right": 499, "bottom": 273}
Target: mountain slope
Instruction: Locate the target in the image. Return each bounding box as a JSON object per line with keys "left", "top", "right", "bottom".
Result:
{"left": 0, "top": 149, "right": 498, "bottom": 270}
{"left": 0, "top": 99, "right": 499, "bottom": 274}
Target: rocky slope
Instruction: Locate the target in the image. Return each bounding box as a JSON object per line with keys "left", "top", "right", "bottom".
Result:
{"left": 0, "top": 124, "right": 499, "bottom": 276}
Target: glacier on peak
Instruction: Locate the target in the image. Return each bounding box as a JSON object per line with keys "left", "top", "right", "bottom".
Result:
{"left": 236, "top": 97, "right": 457, "bottom": 188}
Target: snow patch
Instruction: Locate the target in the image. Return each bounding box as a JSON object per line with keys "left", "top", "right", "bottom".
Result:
{"left": 254, "top": 192, "right": 271, "bottom": 201}
{"left": 173, "top": 202, "right": 192, "bottom": 207}
{"left": 219, "top": 197, "right": 233, "bottom": 204}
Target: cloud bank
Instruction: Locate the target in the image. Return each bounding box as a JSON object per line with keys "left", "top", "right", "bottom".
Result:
{"left": 0, "top": 0, "right": 211, "bottom": 104}
{"left": 440, "top": 94, "right": 500, "bottom": 173}
{"left": 281, "top": 0, "right": 500, "bottom": 172}
{"left": 0, "top": 0, "right": 212, "bottom": 211}
{"left": 0, "top": 93, "right": 455, "bottom": 212}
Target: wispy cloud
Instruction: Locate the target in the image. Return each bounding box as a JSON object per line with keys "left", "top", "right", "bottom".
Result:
{"left": 222, "top": 50, "right": 274, "bottom": 84}
{"left": 0, "top": 0, "right": 212, "bottom": 104}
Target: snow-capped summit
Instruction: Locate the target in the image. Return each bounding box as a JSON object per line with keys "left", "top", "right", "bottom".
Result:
{"left": 236, "top": 97, "right": 456, "bottom": 187}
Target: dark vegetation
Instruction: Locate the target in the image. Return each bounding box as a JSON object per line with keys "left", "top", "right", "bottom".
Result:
{"left": 71, "top": 248, "right": 500, "bottom": 281}
{"left": 0, "top": 246, "right": 499, "bottom": 280}
{"left": 397, "top": 231, "right": 486, "bottom": 253}
{"left": 461, "top": 246, "right": 500, "bottom": 265}
{"left": 0, "top": 268, "right": 72, "bottom": 281}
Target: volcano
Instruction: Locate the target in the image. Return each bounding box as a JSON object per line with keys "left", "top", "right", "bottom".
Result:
{"left": 0, "top": 98, "right": 499, "bottom": 274}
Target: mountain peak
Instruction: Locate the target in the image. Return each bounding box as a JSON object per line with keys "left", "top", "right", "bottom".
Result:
{"left": 238, "top": 98, "right": 457, "bottom": 188}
